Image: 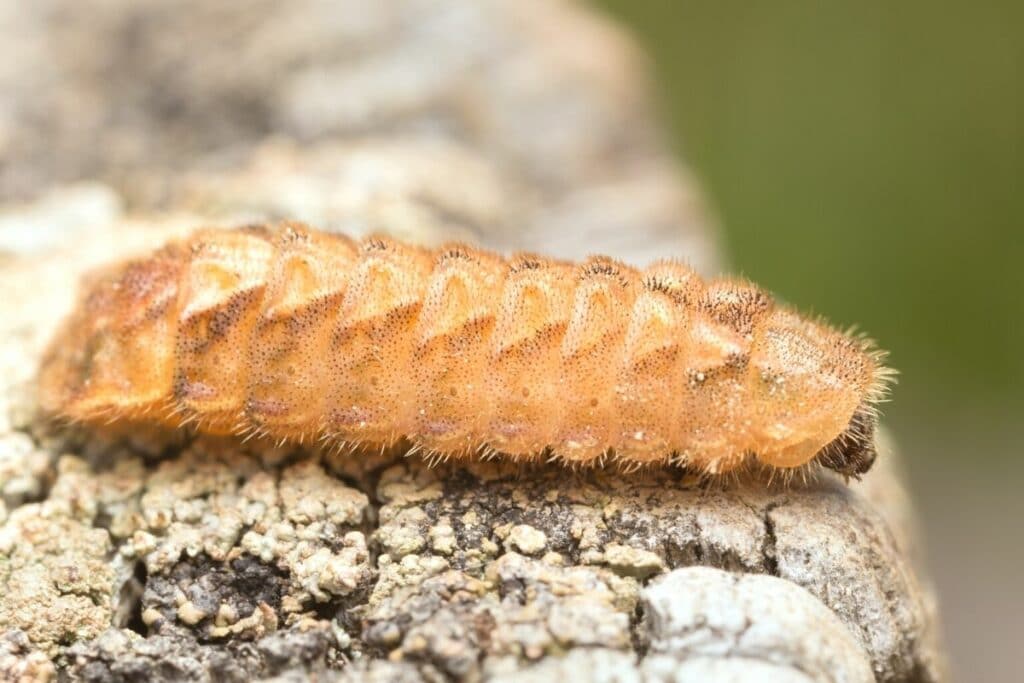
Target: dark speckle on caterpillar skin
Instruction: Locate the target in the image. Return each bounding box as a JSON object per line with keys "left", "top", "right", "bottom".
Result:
{"left": 508, "top": 255, "right": 547, "bottom": 274}
{"left": 37, "top": 222, "right": 892, "bottom": 480}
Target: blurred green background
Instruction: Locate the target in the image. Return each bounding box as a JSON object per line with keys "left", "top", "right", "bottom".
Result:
{"left": 594, "top": 1, "right": 1022, "bottom": 679}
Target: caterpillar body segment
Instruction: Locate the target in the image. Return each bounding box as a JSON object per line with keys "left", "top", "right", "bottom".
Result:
{"left": 38, "top": 223, "right": 890, "bottom": 477}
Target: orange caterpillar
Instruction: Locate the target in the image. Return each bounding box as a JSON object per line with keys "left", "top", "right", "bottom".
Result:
{"left": 38, "top": 223, "right": 891, "bottom": 477}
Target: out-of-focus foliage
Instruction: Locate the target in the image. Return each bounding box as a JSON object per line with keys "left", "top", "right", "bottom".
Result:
{"left": 596, "top": 1, "right": 1024, "bottom": 430}
{"left": 595, "top": 6, "right": 1023, "bottom": 677}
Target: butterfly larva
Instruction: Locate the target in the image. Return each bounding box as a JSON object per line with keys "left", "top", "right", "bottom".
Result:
{"left": 37, "top": 223, "right": 891, "bottom": 478}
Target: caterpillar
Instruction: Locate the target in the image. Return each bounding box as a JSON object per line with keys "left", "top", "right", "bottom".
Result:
{"left": 37, "top": 223, "right": 891, "bottom": 478}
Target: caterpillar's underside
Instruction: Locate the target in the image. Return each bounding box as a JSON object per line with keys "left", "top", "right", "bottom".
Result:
{"left": 38, "top": 223, "right": 891, "bottom": 477}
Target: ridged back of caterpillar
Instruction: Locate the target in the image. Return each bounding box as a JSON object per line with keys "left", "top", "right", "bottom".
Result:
{"left": 38, "top": 222, "right": 884, "bottom": 473}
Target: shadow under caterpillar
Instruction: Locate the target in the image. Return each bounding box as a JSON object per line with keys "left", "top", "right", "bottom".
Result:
{"left": 38, "top": 223, "right": 892, "bottom": 478}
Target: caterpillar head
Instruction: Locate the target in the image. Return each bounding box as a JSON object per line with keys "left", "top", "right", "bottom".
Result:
{"left": 814, "top": 403, "right": 879, "bottom": 478}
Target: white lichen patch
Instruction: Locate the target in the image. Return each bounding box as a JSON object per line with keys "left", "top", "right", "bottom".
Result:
{"left": 504, "top": 524, "right": 548, "bottom": 556}
{"left": 595, "top": 542, "right": 666, "bottom": 579}
{"left": 0, "top": 505, "right": 116, "bottom": 656}
{"left": 0, "top": 433, "right": 51, "bottom": 507}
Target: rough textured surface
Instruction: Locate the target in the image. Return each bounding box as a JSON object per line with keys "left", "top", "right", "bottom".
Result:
{"left": 641, "top": 567, "right": 873, "bottom": 682}
{"left": 0, "top": 0, "right": 718, "bottom": 273}
{"left": 0, "top": 630, "right": 57, "bottom": 683}
{"left": 0, "top": 0, "right": 945, "bottom": 681}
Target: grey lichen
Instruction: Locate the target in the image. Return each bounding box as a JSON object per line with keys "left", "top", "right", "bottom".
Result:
{"left": 0, "top": 630, "right": 57, "bottom": 683}
{"left": 0, "top": 497, "right": 116, "bottom": 658}
{"left": 0, "top": 433, "right": 52, "bottom": 510}
{"left": 0, "top": 419, "right": 946, "bottom": 682}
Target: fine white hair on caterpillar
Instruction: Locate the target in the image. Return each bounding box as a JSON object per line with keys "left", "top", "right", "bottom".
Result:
{"left": 38, "top": 222, "right": 892, "bottom": 478}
